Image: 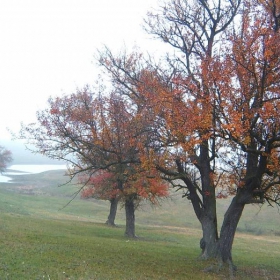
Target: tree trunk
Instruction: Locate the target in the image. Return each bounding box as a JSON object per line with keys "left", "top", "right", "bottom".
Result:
{"left": 216, "top": 151, "right": 263, "bottom": 275}
{"left": 218, "top": 195, "right": 245, "bottom": 267}
{"left": 200, "top": 215, "right": 219, "bottom": 259}
{"left": 175, "top": 157, "right": 219, "bottom": 259}
{"left": 106, "top": 197, "right": 118, "bottom": 226}
{"left": 124, "top": 196, "right": 136, "bottom": 238}
{"left": 198, "top": 142, "right": 219, "bottom": 259}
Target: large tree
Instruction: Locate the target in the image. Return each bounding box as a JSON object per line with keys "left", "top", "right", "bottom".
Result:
{"left": 144, "top": 0, "right": 242, "bottom": 264}
{"left": 98, "top": 0, "right": 280, "bottom": 273}
{"left": 18, "top": 88, "right": 168, "bottom": 237}
{"left": 208, "top": 0, "right": 280, "bottom": 265}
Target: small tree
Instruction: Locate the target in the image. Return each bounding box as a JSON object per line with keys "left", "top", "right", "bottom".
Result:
{"left": 75, "top": 90, "right": 169, "bottom": 237}
{"left": 0, "top": 145, "right": 12, "bottom": 173}
{"left": 18, "top": 88, "right": 169, "bottom": 237}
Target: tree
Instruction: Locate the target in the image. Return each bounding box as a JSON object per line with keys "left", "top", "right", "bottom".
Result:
{"left": 0, "top": 145, "right": 12, "bottom": 173}
{"left": 144, "top": 0, "right": 241, "bottom": 262}
{"left": 208, "top": 0, "right": 280, "bottom": 265}
{"left": 18, "top": 88, "right": 169, "bottom": 237}
{"left": 97, "top": 0, "right": 280, "bottom": 272}
{"left": 98, "top": 0, "right": 241, "bottom": 261}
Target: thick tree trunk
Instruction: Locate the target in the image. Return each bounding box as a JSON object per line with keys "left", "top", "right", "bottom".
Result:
{"left": 124, "top": 197, "right": 136, "bottom": 238}
{"left": 200, "top": 215, "right": 219, "bottom": 259}
{"left": 106, "top": 197, "right": 118, "bottom": 226}
{"left": 175, "top": 156, "right": 219, "bottom": 259}
{"left": 216, "top": 151, "right": 263, "bottom": 276}
{"left": 218, "top": 196, "right": 245, "bottom": 267}
{"left": 198, "top": 142, "right": 219, "bottom": 259}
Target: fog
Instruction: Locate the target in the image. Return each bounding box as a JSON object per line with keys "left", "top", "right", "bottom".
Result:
{"left": 0, "top": 0, "right": 163, "bottom": 140}
{"left": 0, "top": 139, "right": 62, "bottom": 165}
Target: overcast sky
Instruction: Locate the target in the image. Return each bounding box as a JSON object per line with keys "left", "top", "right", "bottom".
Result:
{"left": 0, "top": 0, "right": 164, "bottom": 140}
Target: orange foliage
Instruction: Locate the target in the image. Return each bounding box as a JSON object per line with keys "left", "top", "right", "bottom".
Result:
{"left": 101, "top": 0, "right": 280, "bottom": 201}
{"left": 80, "top": 171, "right": 119, "bottom": 200}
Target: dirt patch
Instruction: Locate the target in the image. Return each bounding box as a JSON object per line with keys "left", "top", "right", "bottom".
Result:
{"left": 236, "top": 232, "right": 280, "bottom": 243}
{"left": 16, "top": 185, "right": 36, "bottom": 195}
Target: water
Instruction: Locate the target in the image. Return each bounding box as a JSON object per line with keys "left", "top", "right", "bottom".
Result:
{"left": 0, "top": 164, "right": 67, "bottom": 183}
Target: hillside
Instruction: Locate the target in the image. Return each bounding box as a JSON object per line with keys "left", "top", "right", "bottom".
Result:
{"left": 0, "top": 169, "right": 279, "bottom": 279}
{"left": 1, "top": 168, "right": 280, "bottom": 236}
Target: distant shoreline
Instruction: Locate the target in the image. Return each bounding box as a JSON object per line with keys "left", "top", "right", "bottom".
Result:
{"left": 0, "top": 164, "right": 67, "bottom": 183}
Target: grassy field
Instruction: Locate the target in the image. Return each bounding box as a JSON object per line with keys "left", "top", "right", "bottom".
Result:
{"left": 0, "top": 169, "right": 280, "bottom": 279}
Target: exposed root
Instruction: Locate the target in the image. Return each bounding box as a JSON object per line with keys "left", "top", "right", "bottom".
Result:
{"left": 105, "top": 221, "right": 118, "bottom": 227}
{"left": 227, "top": 259, "right": 237, "bottom": 279}
{"left": 203, "top": 258, "right": 237, "bottom": 279}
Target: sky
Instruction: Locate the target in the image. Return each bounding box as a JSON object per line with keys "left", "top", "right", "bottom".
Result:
{"left": 0, "top": 0, "right": 163, "bottom": 141}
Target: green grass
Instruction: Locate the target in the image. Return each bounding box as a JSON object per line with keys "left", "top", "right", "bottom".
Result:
{"left": 0, "top": 214, "right": 199, "bottom": 280}
{"left": 0, "top": 170, "right": 280, "bottom": 279}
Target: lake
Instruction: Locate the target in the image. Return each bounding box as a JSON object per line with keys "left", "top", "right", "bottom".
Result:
{"left": 0, "top": 164, "right": 67, "bottom": 183}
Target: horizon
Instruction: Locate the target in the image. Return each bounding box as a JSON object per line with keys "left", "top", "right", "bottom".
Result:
{"left": 0, "top": 138, "right": 63, "bottom": 165}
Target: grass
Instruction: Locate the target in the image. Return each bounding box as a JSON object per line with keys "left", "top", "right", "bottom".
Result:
{"left": 0, "top": 214, "right": 199, "bottom": 280}
{"left": 0, "top": 169, "right": 280, "bottom": 279}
